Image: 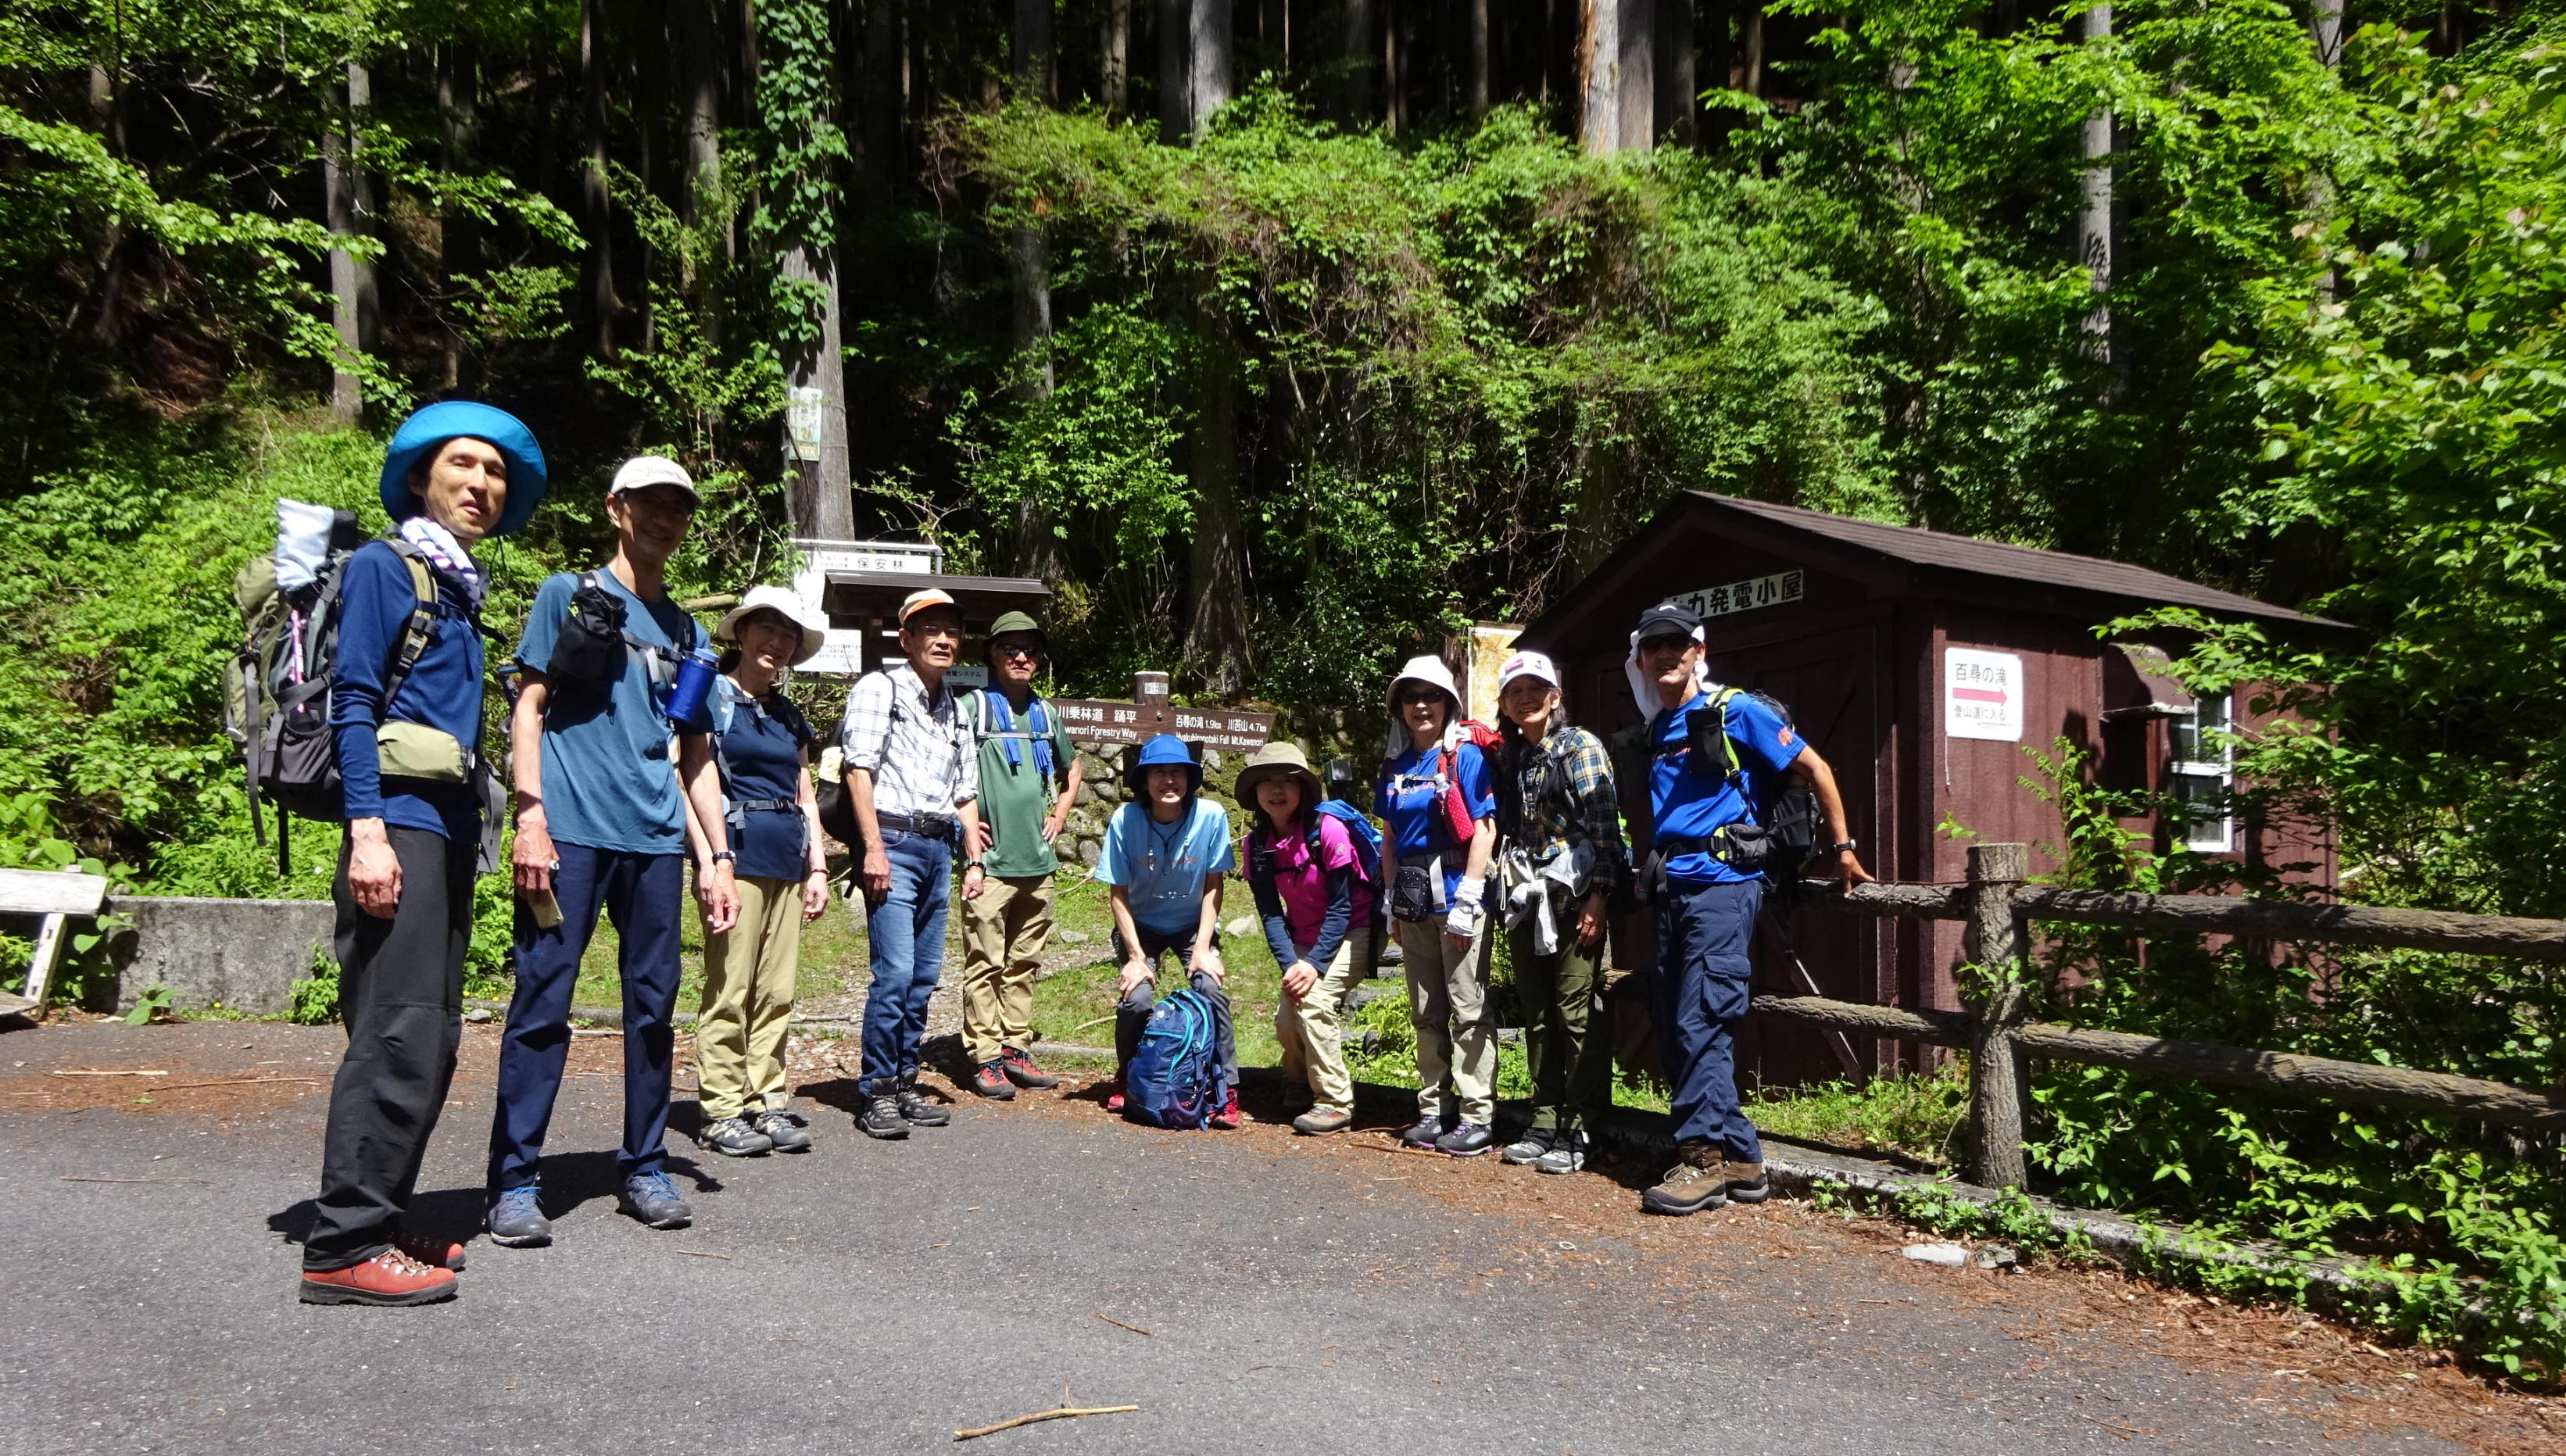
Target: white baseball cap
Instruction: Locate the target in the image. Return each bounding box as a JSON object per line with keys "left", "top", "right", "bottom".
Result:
{"left": 1497, "top": 649, "right": 1561, "bottom": 693}
{"left": 608, "top": 454, "right": 701, "bottom": 503}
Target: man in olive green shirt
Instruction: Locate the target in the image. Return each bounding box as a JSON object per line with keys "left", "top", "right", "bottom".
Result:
{"left": 958, "top": 611, "right": 1084, "bottom": 1098}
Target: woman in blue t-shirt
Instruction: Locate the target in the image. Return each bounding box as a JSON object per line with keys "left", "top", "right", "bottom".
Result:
{"left": 1374, "top": 654, "right": 1499, "bottom": 1156}
{"left": 680, "top": 587, "right": 833, "bottom": 1158}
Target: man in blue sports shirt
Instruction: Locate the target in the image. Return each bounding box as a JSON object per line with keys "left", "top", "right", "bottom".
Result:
{"left": 1630, "top": 603, "right": 1871, "bottom": 1217}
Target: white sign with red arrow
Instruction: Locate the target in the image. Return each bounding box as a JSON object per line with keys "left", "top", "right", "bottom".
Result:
{"left": 1945, "top": 648, "right": 2025, "bottom": 742}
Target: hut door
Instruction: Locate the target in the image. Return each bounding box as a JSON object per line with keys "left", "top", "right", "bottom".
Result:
{"left": 1724, "top": 624, "right": 1886, "bottom": 1093}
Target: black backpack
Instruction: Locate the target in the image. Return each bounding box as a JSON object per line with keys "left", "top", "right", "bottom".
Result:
{"left": 1684, "top": 685, "right": 1824, "bottom": 885}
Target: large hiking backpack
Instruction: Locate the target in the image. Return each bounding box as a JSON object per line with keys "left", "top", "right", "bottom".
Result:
{"left": 223, "top": 503, "right": 444, "bottom": 874}
{"left": 1246, "top": 799, "right": 1388, "bottom": 941}
{"left": 1123, "top": 987, "right": 1227, "bottom": 1129}
{"left": 1684, "top": 685, "right": 1824, "bottom": 885}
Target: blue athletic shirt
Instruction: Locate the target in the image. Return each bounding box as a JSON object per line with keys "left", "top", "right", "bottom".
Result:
{"left": 514, "top": 569, "right": 703, "bottom": 855}
{"left": 1376, "top": 741, "right": 1495, "bottom": 903}
{"left": 330, "top": 541, "right": 485, "bottom": 842}
{"left": 1650, "top": 688, "right": 1806, "bottom": 886}
{"left": 1094, "top": 798, "right": 1235, "bottom": 938}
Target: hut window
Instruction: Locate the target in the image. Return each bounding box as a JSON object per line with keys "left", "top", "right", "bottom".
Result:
{"left": 2167, "top": 693, "right": 2234, "bottom": 852}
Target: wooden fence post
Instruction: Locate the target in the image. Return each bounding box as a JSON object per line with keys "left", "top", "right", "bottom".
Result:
{"left": 1962, "top": 842, "right": 2030, "bottom": 1189}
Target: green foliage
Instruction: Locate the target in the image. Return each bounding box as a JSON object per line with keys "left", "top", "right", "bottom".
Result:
{"left": 123, "top": 982, "right": 170, "bottom": 1025}
{"left": 288, "top": 945, "right": 339, "bottom": 1025}
{"left": 1744, "top": 1069, "right": 1970, "bottom": 1165}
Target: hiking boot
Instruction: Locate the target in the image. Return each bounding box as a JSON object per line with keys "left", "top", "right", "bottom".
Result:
{"left": 700, "top": 1114, "right": 775, "bottom": 1157}
{"left": 1500, "top": 1127, "right": 1555, "bottom": 1166}
{"left": 895, "top": 1077, "right": 950, "bottom": 1127}
{"left": 299, "top": 1248, "right": 458, "bottom": 1307}
{"left": 1399, "top": 1114, "right": 1451, "bottom": 1149}
{"left": 1641, "top": 1141, "right": 1728, "bottom": 1216}
{"left": 1102, "top": 1077, "right": 1128, "bottom": 1114}
{"left": 395, "top": 1232, "right": 467, "bottom": 1272}
{"left": 1209, "top": 1087, "right": 1241, "bottom": 1130}
{"left": 1533, "top": 1129, "right": 1588, "bottom": 1175}
{"left": 1437, "top": 1122, "right": 1494, "bottom": 1157}
{"left": 485, "top": 1186, "right": 552, "bottom": 1248}
{"left": 1723, "top": 1155, "right": 1771, "bottom": 1204}
{"left": 857, "top": 1092, "right": 911, "bottom": 1139}
{"left": 1292, "top": 1106, "right": 1355, "bottom": 1136}
{"left": 620, "top": 1172, "right": 692, "bottom": 1230}
{"left": 1000, "top": 1046, "right": 1061, "bottom": 1090}
{"left": 753, "top": 1107, "right": 813, "bottom": 1152}
{"left": 968, "top": 1060, "right": 1017, "bottom": 1100}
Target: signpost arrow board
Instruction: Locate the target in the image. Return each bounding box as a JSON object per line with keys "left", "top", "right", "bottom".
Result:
{"left": 1050, "top": 672, "right": 1276, "bottom": 753}
{"left": 1944, "top": 648, "right": 2024, "bottom": 742}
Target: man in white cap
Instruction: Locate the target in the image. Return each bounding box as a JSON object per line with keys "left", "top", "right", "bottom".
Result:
{"left": 485, "top": 455, "right": 738, "bottom": 1247}
{"left": 838, "top": 588, "right": 985, "bottom": 1140}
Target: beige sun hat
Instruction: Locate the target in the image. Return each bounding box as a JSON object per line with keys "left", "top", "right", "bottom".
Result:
{"left": 714, "top": 585, "right": 828, "bottom": 666}
{"left": 1235, "top": 741, "right": 1325, "bottom": 810}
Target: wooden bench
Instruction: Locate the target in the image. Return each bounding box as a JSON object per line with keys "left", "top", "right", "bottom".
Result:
{"left": 0, "top": 866, "right": 111, "bottom": 1018}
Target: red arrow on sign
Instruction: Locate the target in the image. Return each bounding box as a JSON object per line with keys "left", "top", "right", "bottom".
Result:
{"left": 1953, "top": 687, "right": 2009, "bottom": 703}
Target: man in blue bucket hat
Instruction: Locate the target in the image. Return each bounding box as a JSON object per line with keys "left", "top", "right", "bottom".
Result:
{"left": 483, "top": 454, "right": 739, "bottom": 1247}
{"left": 302, "top": 402, "right": 546, "bottom": 1306}
{"left": 1095, "top": 732, "right": 1240, "bottom": 1126}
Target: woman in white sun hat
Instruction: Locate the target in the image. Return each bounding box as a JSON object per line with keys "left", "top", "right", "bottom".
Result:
{"left": 676, "top": 585, "right": 833, "bottom": 1157}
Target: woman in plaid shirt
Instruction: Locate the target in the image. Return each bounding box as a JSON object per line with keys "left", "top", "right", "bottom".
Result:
{"left": 1489, "top": 649, "right": 1630, "bottom": 1175}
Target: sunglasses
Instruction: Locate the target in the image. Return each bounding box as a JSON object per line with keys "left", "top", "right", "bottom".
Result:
{"left": 993, "top": 644, "right": 1043, "bottom": 662}
{"left": 1394, "top": 689, "right": 1447, "bottom": 707}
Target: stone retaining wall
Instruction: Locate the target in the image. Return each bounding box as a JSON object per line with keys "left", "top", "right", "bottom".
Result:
{"left": 95, "top": 896, "right": 335, "bottom": 1016}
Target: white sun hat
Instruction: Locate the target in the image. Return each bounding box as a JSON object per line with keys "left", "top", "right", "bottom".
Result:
{"left": 714, "top": 584, "right": 828, "bottom": 667}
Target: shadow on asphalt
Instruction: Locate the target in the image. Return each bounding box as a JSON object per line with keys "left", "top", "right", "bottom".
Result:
{"left": 264, "top": 1147, "right": 726, "bottom": 1254}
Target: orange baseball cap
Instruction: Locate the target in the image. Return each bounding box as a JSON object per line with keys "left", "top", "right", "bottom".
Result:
{"left": 898, "top": 588, "right": 959, "bottom": 624}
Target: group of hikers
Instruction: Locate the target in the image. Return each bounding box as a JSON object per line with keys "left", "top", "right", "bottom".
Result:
{"left": 293, "top": 402, "right": 1871, "bottom": 1309}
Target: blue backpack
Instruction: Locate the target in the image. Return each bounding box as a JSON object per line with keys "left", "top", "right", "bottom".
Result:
{"left": 1124, "top": 988, "right": 1228, "bottom": 1129}
{"left": 1314, "top": 800, "right": 1384, "bottom": 892}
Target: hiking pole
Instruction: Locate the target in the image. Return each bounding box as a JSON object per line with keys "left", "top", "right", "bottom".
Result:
{"left": 1757, "top": 908, "right": 1863, "bottom": 1078}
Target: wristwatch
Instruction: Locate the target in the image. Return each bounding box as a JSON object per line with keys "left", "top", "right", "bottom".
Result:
{"left": 1829, "top": 839, "right": 1858, "bottom": 855}
{"left": 710, "top": 849, "right": 737, "bottom": 865}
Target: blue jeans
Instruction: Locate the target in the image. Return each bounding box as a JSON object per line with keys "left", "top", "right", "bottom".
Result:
{"left": 861, "top": 828, "right": 954, "bottom": 1096}
{"left": 1654, "top": 876, "right": 1763, "bottom": 1161}
{"left": 486, "top": 842, "right": 685, "bottom": 1191}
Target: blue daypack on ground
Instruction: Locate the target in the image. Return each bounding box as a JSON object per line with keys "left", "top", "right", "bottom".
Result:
{"left": 1124, "top": 988, "right": 1227, "bottom": 1129}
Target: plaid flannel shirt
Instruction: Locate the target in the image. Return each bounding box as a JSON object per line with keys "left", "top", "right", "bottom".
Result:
{"left": 1495, "top": 722, "right": 1630, "bottom": 900}
{"left": 839, "top": 664, "right": 976, "bottom": 823}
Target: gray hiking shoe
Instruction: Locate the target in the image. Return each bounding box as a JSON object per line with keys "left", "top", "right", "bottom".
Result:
{"left": 753, "top": 1106, "right": 813, "bottom": 1152}
{"left": 620, "top": 1172, "right": 692, "bottom": 1229}
{"left": 857, "top": 1092, "right": 911, "bottom": 1139}
{"left": 486, "top": 1186, "right": 552, "bottom": 1248}
{"left": 1291, "top": 1106, "right": 1354, "bottom": 1136}
{"left": 1533, "top": 1129, "right": 1588, "bottom": 1175}
{"left": 896, "top": 1076, "right": 950, "bottom": 1127}
{"left": 1437, "top": 1122, "right": 1494, "bottom": 1157}
{"left": 700, "top": 1114, "right": 773, "bottom": 1157}
{"left": 1500, "top": 1127, "right": 1555, "bottom": 1165}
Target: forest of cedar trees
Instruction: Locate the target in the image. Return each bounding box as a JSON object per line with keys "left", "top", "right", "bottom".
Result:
{"left": 11, "top": 0, "right": 2566, "bottom": 1379}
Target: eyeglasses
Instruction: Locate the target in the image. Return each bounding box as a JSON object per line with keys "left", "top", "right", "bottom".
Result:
{"left": 907, "top": 623, "right": 963, "bottom": 642}
{"left": 994, "top": 644, "right": 1043, "bottom": 662}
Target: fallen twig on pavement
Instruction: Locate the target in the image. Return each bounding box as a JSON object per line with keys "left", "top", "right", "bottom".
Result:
{"left": 158, "top": 1076, "right": 324, "bottom": 1092}
{"left": 954, "top": 1401, "right": 1137, "bottom": 1441}
{"left": 676, "top": 1249, "right": 732, "bottom": 1260}
{"left": 60, "top": 1175, "right": 209, "bottom": 1184}
{"left": 1351, "top": 1139, "right": 1445, "bottom": 1158}
{"left": 49, "top": 1069, "right": 167, "bottom": 1078}
{"left": 1092, "top": 1313, "right": 1153, "bottom": 1336}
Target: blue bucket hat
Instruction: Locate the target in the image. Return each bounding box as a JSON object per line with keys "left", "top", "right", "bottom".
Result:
{"left": 1126, "top": 733, "right": 1202, "bottom": 797}
{"left": 379, "top": 401, "right": 549, "bottom": 537}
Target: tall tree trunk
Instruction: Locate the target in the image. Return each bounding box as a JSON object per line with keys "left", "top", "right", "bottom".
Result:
{"left": 681, "top": 0, "right": 727, "bottom": 237}
{"left": 1337, "top": 0, "right": 1376, "bottom": 124}
{"left": 1467, "top": 0, "right": 1491, "bottom": 120}
{"left": 86, "top": 59, "right": 131, "bottom": 349}
{"left": 438, "top": 44, "right": 481, "bottom": 390}
{"left": 1158, "top": 0, "right": 1190, "bottom": 143}
{"left": 1190, "top": 0, "right": 1233, "bottom": 131}
{"left": 2077, "top": 2, "right": 2112, "bottom": 372}
{"left": 582, "top": 0, "right": 617, "bottom": 360}
{"left": 324, "top": 62, "right": 377, "bottom": 423}
{"left": 1383, "top": 0, "right": 1404, "bottom": 136}
{"left": 862, "top": 0, "right": 902, "bottom": 213}
{"left": 1579, "top": 0, "right": 1651, "bottom": 153}
{"left": 782, "top": 245, "right": 855, "bottom": 538}
{"left": 1015, "top": 0, "right": 1054, "bottom": 99}
{"left": 1101, "top": 0, "right": 1131, "bottom": 113}
{"left": 1168, "top": 10, "right": 1248, "bottom": 689}
{"left": 2310, "top": 0, "right": 2344, "bottom": 68}
{"left": 1659, "top": 0, "right": 1695, "bottom": 148}
{"left": 1739, "top": 3, "right": 1763, "bottom": 97}
{"left": 1011, "top": 0, "right": 1065, "bottom": 578}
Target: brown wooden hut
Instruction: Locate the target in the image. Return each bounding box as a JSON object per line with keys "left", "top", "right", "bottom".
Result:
{"left": 1516, "top": 492, "right": 2354, "bottom": 1092}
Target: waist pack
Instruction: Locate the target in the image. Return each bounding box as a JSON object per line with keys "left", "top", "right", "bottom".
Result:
{"left": 1123, "top": 988, "right": 1227, "bottom": 1130}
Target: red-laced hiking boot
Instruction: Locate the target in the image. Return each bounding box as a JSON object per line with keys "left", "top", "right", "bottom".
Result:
{"left": 395, "top": 1232, "right": 467, "bottom": 1272}
{"left": 1103, "top": 1077, "right": 1127, "bottom": 1113}
{"left": 968, "top": 1060, "right": 1016, "bottom": 1100}
{"left": 299, "top": 1248, "right": 459, "bottom": 1307}
{"left": 1000, "top": 1045, "right": 1061, "bottom": 1090}
{"left": 1209, "top": 1087, "right": 1241, "bottom": 1130}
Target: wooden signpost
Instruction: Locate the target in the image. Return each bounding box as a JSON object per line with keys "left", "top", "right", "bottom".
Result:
{"left": 1051, "top": 672, "right": 1275, "bottom": 754}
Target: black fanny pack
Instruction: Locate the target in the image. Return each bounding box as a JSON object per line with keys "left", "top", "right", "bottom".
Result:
{"left": 547, "top": 574, "right": 631, "bottom": 692}
{"left": 1641, "top": 823, "right": 1771, "bottom": 898}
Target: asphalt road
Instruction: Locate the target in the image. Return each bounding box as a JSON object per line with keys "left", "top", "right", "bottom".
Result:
{"left": 0, "top": 1022, "right": 2480, "bottom": 1455}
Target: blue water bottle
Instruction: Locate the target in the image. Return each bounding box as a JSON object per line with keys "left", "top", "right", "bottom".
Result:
{"left": 667, "top": 649, "right": 719, "bottom": 728}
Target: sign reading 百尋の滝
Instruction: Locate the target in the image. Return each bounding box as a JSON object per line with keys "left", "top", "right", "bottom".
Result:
{"left": 1671, "top": 571, "right": 1806, "bottom": 621}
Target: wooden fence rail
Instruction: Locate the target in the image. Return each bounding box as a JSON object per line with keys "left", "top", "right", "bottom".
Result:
{"left": 1755, "top": 846, "right": 2566, "bottom": 1186}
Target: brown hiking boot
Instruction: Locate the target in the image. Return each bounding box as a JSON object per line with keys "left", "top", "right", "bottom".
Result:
{"left": 299, "top": 1248, "right": 459, "bottom": 1307}
{"left": 1640, "top": 1140, "right": 1729, "bottom": 1216}
{"left": 1723, "top": 1156, "right": 1771, "bottom": 1204}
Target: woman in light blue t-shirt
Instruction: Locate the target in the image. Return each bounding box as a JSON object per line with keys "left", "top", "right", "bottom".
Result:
{"left": 1094, "top": 734, "right": 1238, "bottom": 1127}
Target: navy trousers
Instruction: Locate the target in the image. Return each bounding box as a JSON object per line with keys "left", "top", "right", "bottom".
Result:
{"left": 486, "top": 842, "right": 685, "bottom": 1191}
{"left": 1653, "top": 875, "right": 1763, "bottom": 1160}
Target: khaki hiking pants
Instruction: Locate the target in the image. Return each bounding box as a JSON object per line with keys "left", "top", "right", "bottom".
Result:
{"left": 961, "top": 873, "right": 1055, "bottom": 1065}
{"left": 696, "top": 874, "right": 803, "bottom": 1122}
{"left": 1273, "top": 928, "right": 1372, "bottom": 1114}
{"left": 1398, "top": 912, "right": 1498, "bottom": 1126}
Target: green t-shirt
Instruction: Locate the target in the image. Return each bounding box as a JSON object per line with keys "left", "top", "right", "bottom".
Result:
{"left": 962, "top": 689, "right": 1076, "bottom": 878}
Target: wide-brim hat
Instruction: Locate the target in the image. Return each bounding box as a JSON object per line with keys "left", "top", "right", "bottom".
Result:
{"left": 1235, "top": 742, "right": 1323, "bottom": 810}
{"left": 984, "top": 609, "right": 1048, "bottom": 660}
{"left": 380, "top": 401, "right": 548, "bottom": 536}
{"left": 714, "top": 585, "right": 828, "bottom": 667}
{"left": 1126, "top": 733, "right": 1203, "bottom": 796}
{"left": 1387, "top": 653, "right": 1462, "bottom": 713}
